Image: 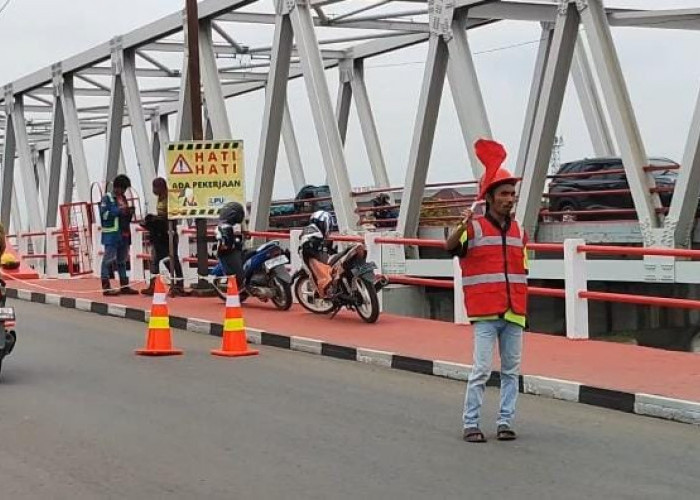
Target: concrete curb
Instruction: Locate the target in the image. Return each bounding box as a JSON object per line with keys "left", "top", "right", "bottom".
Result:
{"left": 8, "top": 287, "right": 699, "bottom": 426}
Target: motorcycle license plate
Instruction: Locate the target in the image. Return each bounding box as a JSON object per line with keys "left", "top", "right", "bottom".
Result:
{"left": 0, "top": 307, "right": 15, "bottom": 321}
{"left": 264, "top": 255, "right": 289, "bottom": 271}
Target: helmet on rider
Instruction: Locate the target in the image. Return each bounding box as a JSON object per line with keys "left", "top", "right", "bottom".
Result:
{"left": 309, "top": 210, "right": 333, "bottom": 238}
{"left": 219, "top": 201, "right": 245, "bottom": 225}
{"left": 0, "top": 253, "right": 20, "bottom": 270}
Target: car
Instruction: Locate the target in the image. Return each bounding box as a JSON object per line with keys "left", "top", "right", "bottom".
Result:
{"left": 547, "top": 157, "right": 680, "bottom": 221}
{"left": 269, "top": 184, "right": 337, "bottom": 230}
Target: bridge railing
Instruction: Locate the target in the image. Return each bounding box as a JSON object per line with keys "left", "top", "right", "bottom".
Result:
{"left": 22, "top": 223, "right": 700, "bottom": 341}
{"left": 281, "top": 231, "right": 700, "bottom": 339}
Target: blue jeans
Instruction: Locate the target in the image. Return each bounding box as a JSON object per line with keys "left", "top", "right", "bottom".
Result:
{"left": 463, "top": 319, "right": 523, "bottom": 429}
{"left": 101, "top": 242, "right": 129, "bottom": 282}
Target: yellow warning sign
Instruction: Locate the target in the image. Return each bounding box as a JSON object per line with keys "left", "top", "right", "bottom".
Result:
{"left": 165, "top": 140, "right": 245, "bottom": 220}
{"left": 171, "top": 154, "right": 193, "bottom": 174}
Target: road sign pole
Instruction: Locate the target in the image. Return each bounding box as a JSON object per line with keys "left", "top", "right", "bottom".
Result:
{"left": 185, "top": 0, "right": 211, "bottom": 291}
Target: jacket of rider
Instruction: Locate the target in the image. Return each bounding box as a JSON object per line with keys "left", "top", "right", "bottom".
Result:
{"left": 300, "top": 223, "right": 330, "bottom": 262}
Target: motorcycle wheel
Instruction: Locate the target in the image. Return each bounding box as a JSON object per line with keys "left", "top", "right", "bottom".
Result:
{"left": 294, "top": 275, "right": 334, "bottom": 314}
{"left": 354, "top": 277, "right": 380, "bottom": 323}
{"left": 271, "top": 277, "right": 293, "bottom": 311}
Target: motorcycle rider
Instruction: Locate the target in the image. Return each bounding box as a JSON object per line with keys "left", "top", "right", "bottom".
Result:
{"left": 214, "top": 201, "right": 246, "bottom": 288}
{"left": 300, "top": 210, "right": 337, "bottom": 298}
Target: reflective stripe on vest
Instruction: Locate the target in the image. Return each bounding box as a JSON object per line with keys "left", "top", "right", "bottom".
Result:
{"left": 468, "top": 236, "right": 524, "bottom": 249}
{"left": 101, "top": 194, "right": 120, "bottom": 234}
{"left": 462, "top": 273, "right": 528, "bottom": 286}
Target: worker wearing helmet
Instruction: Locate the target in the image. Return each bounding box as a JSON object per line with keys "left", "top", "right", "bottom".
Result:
{"left": 446, "top": 139, "right": 529, "bottom": 444}
{"left": 100, "top": 174, "right": 138, "bottom": 296}
{"left": 0, "top": 253, "right": 19, "bottom": 270}
{"left": 300, "top": 210, "right": 336, "bottom": 298}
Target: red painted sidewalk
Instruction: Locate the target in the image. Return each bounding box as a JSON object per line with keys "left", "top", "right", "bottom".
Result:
{"left": 9, "top": 277, "right": 700, "bottom": 403}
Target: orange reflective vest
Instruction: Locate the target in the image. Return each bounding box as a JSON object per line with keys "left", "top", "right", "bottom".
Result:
{"left": 459, "top": 215, "right": 528, "bottom": 317}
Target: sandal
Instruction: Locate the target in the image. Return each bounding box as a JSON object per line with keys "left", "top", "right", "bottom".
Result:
{"left": 496, "top": 424, "right": 517, "bottom": 441}
{"left": 463, "top": 428, "right": 487, "bottom": 443}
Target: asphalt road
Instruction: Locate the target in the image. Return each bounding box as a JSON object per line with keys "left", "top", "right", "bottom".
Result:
{"left": 1, "top": 300, "right": 698, "bottom": 500}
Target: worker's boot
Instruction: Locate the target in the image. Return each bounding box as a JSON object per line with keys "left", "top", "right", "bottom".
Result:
{"left": 119, "top": 278, "right": 139, "bottom": 295}
{"left": 140, "top": 277, "right": 156, "bottom": 296}
{"left": 102, "top": 279, "right": 120, "bottom": 296}
{"left": 168, "top": 281, "right": 191, "bottom": 297}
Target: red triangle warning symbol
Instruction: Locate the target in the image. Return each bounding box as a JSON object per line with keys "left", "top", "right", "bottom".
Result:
{"left": 171, "top": 154, "right": 193, "bottom": 175}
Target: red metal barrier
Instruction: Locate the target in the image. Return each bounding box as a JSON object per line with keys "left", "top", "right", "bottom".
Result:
{"left": 580, "top": 290, "right": 700, "bottom": 310}
{"left": 247, "top": 231, "right": 291, "bottom": 240}
{"left": 528, "top": 243, "right": 564, "bottom": 253}
{"left": 578, "top": 244, "right": 700, "bottom": 259}
{"left": 386, "top": 275, "right": 453, "bottom": 289}
{"left": 540, "top": 207, "right": 668, "bottom": 217}
{"left": 351, "top": 179, "right": 478, "bottom": 198}
{"left": 330, "top": 234, "right": 364, "bottom": 243}
{"left": 375, "top": 237, "right": 446, "bottom": 249}
{"left": 529, "top": 286, "right": 565, "bottom": 298}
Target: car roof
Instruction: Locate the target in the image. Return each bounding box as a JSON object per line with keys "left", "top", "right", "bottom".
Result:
{"left": 557, "top": 156, "right": 678, "bottom": 173}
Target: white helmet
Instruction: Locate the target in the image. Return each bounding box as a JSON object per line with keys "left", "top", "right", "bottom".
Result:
{"left": 309, "top": 210, "right": 333, "bottom": 238}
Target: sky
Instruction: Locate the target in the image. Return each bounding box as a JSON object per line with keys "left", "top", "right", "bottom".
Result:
{"left": 1, "top": 0, "right": 700, "bottom": 203}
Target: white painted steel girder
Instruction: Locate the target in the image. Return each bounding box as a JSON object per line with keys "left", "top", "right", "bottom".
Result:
{"left": 577, "top": 0, "right": 661, "bottom": 245}
{"left": 515, "top": 23, "right": 554, "bottom": 179}
{"left": 664, "top": 84, "right": 700, "bottom": 248}
{"left": 397, "top": 34, "right": 449, "bottom": 237}
{"left": 571, "top": 37, "right": 615, "bottom": 156}
{"left": 289, "top": 1, "right": 357, "bottom": 231}
{"left": 515, "top": 1, "right": 580, "bottom": 237}
{"left": 249, "top": 13, "right": 294, "bottom": 232}
{"left": 282, "top": 101, "right": 306, "bottom": 192}
{"left": 199, "top": 18, "right": 234, "bottom": 139}
{"left": 445, "top": 9, "right": 492, "bottom": 179}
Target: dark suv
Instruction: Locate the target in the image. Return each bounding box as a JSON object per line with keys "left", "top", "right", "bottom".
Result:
{"left": 547, "top": 157, "right": 680, "bottom": 220}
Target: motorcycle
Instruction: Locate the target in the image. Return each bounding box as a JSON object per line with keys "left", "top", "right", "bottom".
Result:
{"left": 0, "top": 279, "right": 17, "bottom": 378}
{"left": 212, "top": 240, "right": 293, "bottom": 311}
{"left": 293, "top": 242, "right": 388, "bottom": 323}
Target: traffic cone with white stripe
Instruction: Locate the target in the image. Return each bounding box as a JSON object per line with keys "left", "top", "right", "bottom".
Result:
{"left": 135, "top": 276, "right": 184, "bottom": 356}
{"left": 211, "top": 278, "right": 259, "bottom": 357}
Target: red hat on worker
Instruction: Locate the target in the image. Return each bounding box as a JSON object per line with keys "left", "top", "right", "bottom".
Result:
{"left": 475, "top": 139, "right": 520, "bottom": 200}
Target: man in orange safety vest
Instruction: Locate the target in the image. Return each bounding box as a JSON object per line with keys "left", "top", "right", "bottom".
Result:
{"left": 446, "top": 138, "right": 528, "bottom": 443}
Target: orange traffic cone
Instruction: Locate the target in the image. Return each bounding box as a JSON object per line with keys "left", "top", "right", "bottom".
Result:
{"left": 211, "top": 279, "right": 259, "bottom": 357}
{"left": 135, "top": 276, "right": 184, "bottom": 356}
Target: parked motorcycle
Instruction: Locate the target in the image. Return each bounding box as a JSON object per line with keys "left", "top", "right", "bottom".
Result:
{"left": 213, "top": 240, "right": 293, "bottom": 310}
{"left": 0, "top": 279, "right": 17, "bottom": 378}
{"left": 293, "top": 242, "right": 388, "bottom": 323}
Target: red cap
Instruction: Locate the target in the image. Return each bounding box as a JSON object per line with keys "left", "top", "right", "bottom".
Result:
{"left": 474, "top": 139, "right": 519, "bottom": 200}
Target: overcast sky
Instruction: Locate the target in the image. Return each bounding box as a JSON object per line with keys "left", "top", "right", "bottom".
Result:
{"left": 2, "top": 0, "right": 700, "bottom": 201}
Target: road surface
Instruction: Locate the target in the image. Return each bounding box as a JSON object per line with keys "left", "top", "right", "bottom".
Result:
{"left": 1, "top": 301, "right": 698, "bottom": 499}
